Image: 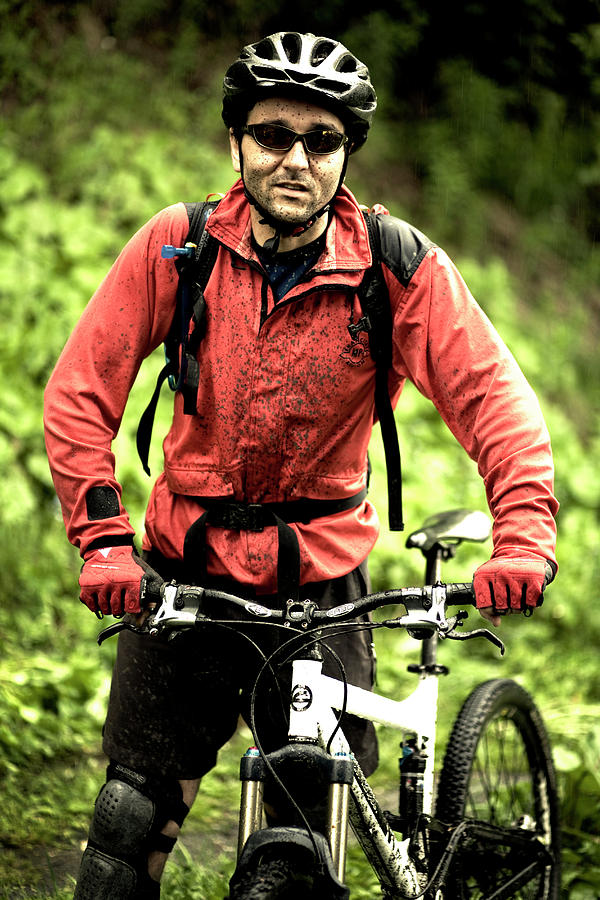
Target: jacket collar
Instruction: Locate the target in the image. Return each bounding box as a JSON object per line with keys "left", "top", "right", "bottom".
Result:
{"left": 206, "top": 179, "right": 372, "bottom": 272}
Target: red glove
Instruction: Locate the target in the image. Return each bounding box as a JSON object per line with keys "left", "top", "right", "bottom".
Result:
{"left": 79, "top": 545, "right": 163, "bottom": 616}
{"left": 473, "top": 557, "right": 554, "bottom": 613}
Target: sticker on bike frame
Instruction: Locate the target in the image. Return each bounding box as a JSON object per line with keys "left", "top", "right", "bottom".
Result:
{"left": 326, "top": 603, "right": 356, "bottom": 618}
{"left": 291, "top": 685, "right": 313, "bottom": 711}
{"left": 245, "top": 602, "right": 273, "bottom": 617}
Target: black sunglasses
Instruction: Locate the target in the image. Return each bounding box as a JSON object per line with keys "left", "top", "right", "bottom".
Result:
{"left": 242, "top": 123, "right": 348, "bottom": 155}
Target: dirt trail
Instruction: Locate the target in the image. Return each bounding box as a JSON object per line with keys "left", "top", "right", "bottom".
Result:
{"left": 15, "top": 817, "right": 239, "bottom": 898}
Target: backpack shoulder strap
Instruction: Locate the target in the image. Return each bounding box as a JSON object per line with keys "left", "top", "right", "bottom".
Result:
{"left": 136, "top": 200, "right": 219, "bottom": 475}
{"left": 358, "top": 210, "right": 404, "bottom": 531}
{"left": 172, "top": 201, "right": 220, "bottom": 414}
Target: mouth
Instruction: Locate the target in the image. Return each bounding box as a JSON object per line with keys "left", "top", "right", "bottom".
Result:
{"left": 274, "top": 181, "right": 311, "bottom": 195}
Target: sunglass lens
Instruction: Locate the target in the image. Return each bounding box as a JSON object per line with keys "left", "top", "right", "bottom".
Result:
{"left": 253, "top": 124, "right": 294, "bottom": 150}
{"left": 304, "top": 130, "right": 345, "bottom": 153}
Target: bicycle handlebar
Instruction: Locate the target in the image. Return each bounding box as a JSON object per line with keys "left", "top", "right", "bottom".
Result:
{"left": 97, "top": 581, "right": 505, "bottom": 655}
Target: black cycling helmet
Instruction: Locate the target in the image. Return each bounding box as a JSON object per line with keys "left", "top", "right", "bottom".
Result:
{"left": 223, "top": 31, "right": 377, "bottom": 152}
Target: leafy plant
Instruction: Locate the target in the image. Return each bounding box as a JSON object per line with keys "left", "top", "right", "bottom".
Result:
{"left": 548, "top": 708, "right": 600, "bottom": 896}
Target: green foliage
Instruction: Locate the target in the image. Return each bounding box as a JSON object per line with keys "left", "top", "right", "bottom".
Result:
{"left": 0, "top": 3, "right": 598, "bottom": 896}
{"left": 550, "top": 707, "right": 600, "bottom": 897}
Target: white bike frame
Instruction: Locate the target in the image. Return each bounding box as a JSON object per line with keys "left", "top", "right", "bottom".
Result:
{"left": 287, "top": 654, "right": 441, "bottom": 896}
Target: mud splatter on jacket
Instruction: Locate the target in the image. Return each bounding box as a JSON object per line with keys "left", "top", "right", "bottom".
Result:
{"left": 43, "top": 181, "right": 558, "bottom": 593}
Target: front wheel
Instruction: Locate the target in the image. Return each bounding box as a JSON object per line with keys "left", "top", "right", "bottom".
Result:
{"left": 435, "top": 678, "right": 560, "bottom": 899}
{"left": 228, "top": 849, "right": 316, "bottom": 899}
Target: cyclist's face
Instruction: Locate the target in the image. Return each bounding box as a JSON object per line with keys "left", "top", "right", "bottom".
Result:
{"left": 230, "top": 96, "right": 347, "bottom": 229}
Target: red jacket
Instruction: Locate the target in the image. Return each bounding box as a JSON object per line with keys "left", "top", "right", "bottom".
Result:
{"left": 44, "top": 181, "right": 558, "bottom": 592}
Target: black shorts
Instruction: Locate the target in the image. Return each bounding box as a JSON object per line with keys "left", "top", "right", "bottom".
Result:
{"left": 102, "top": 554, "right": 378, "bottom": 779}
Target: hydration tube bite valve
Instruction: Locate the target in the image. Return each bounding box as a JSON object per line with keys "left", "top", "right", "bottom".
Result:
{"left": 161, "top": 243, "right": 196, "bottom": 259}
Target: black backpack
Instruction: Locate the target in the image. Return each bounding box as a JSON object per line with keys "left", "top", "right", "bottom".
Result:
{"left": 136, "top": 201, "right": 404, "bottom": 533}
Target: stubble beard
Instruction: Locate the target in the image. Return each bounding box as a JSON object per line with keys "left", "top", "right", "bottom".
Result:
{"left": 244, "top": 171, "right": 325, "bottom": 226}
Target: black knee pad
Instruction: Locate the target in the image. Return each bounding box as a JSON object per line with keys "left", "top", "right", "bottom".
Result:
{"left": 73, "top": 847, "right": 138, "bottom": 900}
{"left": 74, "top": 762, "right": 189, "bottom": 899}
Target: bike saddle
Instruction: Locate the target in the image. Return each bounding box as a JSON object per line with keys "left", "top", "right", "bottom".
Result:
{"left": 406, "top": 508, "right": 491, "bottom": 552}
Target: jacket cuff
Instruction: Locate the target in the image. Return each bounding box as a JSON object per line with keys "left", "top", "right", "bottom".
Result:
{"left": 83, "top": 534, "right": 135, "bottom": 556}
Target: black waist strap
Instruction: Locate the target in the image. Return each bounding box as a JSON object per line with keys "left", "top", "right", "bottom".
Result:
{"left": 183, "top": 490, "right": 367, "bottom": 602}
{"left": 192, "top": 490, "right": 367, "bottom": 530}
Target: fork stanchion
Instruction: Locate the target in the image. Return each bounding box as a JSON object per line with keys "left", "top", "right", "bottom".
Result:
{"left": 237, "top": 748, "right": 265, "bottom": 857}
{"left": 327, "top": 751, "right": 354, "bottom": 881}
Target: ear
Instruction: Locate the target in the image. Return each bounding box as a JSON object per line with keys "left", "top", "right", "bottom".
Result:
{"left": 229, "top": 128, "right": 241, "bottom": 173}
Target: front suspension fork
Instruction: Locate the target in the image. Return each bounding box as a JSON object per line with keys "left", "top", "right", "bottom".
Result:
{"left": 237, "top": 746, "right": 353, "bottom": 882}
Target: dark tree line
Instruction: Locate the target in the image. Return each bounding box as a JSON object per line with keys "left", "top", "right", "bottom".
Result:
{"left": 8, "top": 0, "right": 599, "bottom": 111}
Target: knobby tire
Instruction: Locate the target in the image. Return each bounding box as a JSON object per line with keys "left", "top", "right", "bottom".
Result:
{"left": 228, "top": 849, "right": 317, "bottom": 900}
{"left": 435, "top": 678, "right": 560, "bottom": 900}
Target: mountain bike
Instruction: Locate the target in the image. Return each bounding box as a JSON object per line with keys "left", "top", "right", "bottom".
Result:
{"left": 100, "top": 507, "right": 560, "bottom": 899}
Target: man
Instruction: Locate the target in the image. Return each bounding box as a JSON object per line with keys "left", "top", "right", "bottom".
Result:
{"left": 43, "top": 31, "right": 558, "bottom": 899}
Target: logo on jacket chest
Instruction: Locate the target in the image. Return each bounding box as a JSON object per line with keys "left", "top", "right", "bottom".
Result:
{"left": 340, "top": 335, "right": 370, "bottom": 367}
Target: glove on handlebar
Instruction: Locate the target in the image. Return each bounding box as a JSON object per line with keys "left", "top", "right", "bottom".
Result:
{"left": 79, "top": 546, "right": 163, "bottom": 616}
{"left": 473, "top": 557, "right": 554, "bottom": 612}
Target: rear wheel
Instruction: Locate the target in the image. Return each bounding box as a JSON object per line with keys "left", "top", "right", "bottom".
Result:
{"left": 435, "top": 678, "right": 560, "bottom": 899}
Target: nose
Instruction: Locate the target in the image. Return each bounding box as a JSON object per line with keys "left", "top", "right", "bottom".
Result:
{"left": 282, "top": 137, "right": 310, "bottom": 168}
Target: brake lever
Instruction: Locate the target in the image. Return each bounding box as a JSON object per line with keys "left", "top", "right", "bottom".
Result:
{"left": 97, "top": 616, "right": 147, "bottom": 645}
{"left": 445, "top": 627, "right": 505, "bottom": 655}
{"left": 97, "top": 621, "right": 127, "bottom": 644}
{"left": 96, "top": 583, "right": 183, "bottom": 646}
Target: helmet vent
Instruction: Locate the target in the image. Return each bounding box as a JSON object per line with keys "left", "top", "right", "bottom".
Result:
{"left": 314, "top": 77, "right": 349, "bottom": 95}
{"left": 336, "top": 53, "right": 359, "bottom": 73}
{"left": 281, "top": 32, "right": 302, "bottom": 64}
{"left": 311, "top": 40, "right": 337, "bottom": 66}
{"left": 251, "top": 65, "right": 290, "bottom": 82}
{"left": 253, "top": 39, "right": 277, "bottom": 60}
{"left": 287, "top": 70, "right": 318, "bottom": 84}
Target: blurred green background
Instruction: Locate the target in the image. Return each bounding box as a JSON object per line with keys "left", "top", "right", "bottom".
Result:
{"left": 0, "top": 2, "right": 598, "bottom": 896}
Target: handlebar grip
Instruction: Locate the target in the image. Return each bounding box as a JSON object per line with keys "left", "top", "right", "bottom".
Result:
{"left": 543, "top": 563, "right": 555, "bottom": 589}
{"left": 140, "top": 575, "right": 163, "bottom": 607}
{"left": 445, "top": 582, "right": 475, "bottom": 604}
